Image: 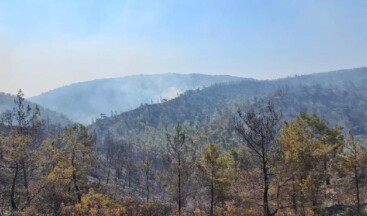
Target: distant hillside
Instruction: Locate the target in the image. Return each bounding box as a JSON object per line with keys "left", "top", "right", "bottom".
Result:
{"left": 274, "top": 67, "right": 367, "bottom": 85}
{"left": 0, "top": 92, "right": 71, "bottom": 127}
{"left": 30, "top": 73, "right": 244, "bottom": 124}
{"left": 89, "top": 68, "right": 367, "bottom": 143}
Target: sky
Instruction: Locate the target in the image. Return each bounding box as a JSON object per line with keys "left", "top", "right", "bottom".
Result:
{"left": 0, "top": 0, "right": 366, "bottom": 97}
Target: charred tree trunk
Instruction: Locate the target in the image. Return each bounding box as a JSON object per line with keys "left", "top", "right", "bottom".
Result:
{"left": 146, "top": 170, "right": 150, "bottom": 202}
{"left": 354, "top": 164, "right": 361, "bottom": 214}
{"left": 106, "top": 168, "right": 110, "bottom": 184}
{"left": 324, "top": 157, "right": 330, "bottom": 185}
{"left": 21, "top": 159, "right": 31, "bottom": 205}
{"left": 292, "top": 175, "right": 298, "bottom": 214}
{"left": 71, "top": 146, "right": 81, "bottom": 202}
{"left": 210, "top": 175, "right": 214, "bottom": 216}
{"left": 106, "top": 154, "right": 111, "bottom": 184}
{"left": 11, "top": 163, "right": 19, "bottom": 211}
{"left": 178, "top": 156, "right": 182, "bottom": 215}
{"left": 262, "top": 153, "right": 271, "bottom": 216}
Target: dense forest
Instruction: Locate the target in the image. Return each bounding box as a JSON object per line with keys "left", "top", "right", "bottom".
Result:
{"left": 1, "top": 69, "right": 367, "bottom": 215}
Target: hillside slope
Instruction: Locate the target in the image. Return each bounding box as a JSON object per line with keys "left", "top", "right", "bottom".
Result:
{"left": 89, "top": 68, "right": 367, "bottom": 142}
{"left": 30, "top": 73, "right": 244, "bottom": 124}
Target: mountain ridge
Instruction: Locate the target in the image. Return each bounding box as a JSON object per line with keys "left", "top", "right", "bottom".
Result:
{"left": 88, "top": 67, "right": 367, "bottom": 143}
{"left": 29, "top": 73, "right": 246, "bottom": 124}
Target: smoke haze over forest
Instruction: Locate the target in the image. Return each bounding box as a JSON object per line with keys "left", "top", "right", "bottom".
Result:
{"left": 1, "top": 1, "right": 367, "bottom": 215}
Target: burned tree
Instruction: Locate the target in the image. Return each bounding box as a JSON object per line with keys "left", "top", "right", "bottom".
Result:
{"left": 235, "top": 103, "right": 281, "bottom": 216}
{"left": 166, "top": 124, "right": 197, "bottom": 215}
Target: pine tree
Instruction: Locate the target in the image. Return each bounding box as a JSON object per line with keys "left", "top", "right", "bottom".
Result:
{"left": 337, "top": 130, "right": 367, "bottom": 214}
{"left": 197, "top": 143, "right": 231, "bottom": 216}
{"left": 166, "top": 124, "right": 197, "bottom": 215}
{"left": 0, "top": 89, "right": 41, "bottom": 211}
{"left": 42, "top": 124, "right": 93, "bottom": 210}
{"left": 278, "top": 114, "right": 342, "bottom": 215}
{"left": 0, "top": 130, "right": 32, "bottom": 210}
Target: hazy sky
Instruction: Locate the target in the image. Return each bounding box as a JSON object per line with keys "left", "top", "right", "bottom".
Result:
{"left": 0, "top": 0, "right": 366, "bottom": 97}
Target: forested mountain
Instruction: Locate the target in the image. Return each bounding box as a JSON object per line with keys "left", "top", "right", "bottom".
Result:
{"left": 0, "top": 92, "right": 71, "bottom": 127}
{"left": 90, "top": 67, "right": 367, "bottom": 142}
{"left": 30, "top": 73, "right": 244, "bottom": 124}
